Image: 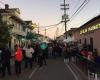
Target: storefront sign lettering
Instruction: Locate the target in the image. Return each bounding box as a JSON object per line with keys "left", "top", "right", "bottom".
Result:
{"left": 80, "top": 24, "right": 100, "bottom": 34}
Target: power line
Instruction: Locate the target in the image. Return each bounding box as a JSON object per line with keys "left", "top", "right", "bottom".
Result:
{"left": 33, "top": 22, "right": 62, "bottom": 37}
{"left": 33, "top": 22, "right": 62, "bottom": 36}
{"left": 67, "top": 0, "right": 91, "bottom": 29}
{"left": 74, "top": 0, "right": 90, "bottom": 19}
{"left": 69, "top": 12, "right": 100, "bottom": 28}
{"left": 39, "top": 21, "right": 62, "bottom": 28}
{"left": 70, "top": 0, "right": 81, "bottom": 14}
{"left": 70, "top": 0, "right": 88, "bottom": 20}
{"left": 34, "top": 21, "right": 62, "bottom": 31}
{"left": 38, "top": 23, "right": 61, "bottom": 39}
{"left": 46, "top": 22, "right": 62, "bottom": 30}
{"left": 41, "top": 22, "right": 62, "bottom": 31}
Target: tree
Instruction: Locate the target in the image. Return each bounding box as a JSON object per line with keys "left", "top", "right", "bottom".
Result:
{"left": 26, "top": 32, "right": 35, "bottom": 40}
{"left": 0, "top": 15, "right": 11, "bottom": 47}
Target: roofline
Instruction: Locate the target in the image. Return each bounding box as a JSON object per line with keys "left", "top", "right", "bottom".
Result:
{"left": 10, "top": 15, "right": 25, "bottom": 24}
{"left": 78, "top": 14, "right": 100, "bottom": 30}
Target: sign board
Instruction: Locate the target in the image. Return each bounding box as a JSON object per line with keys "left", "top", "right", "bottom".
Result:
{"left": 80, "top": 23, "right": 100, "bottom": 34}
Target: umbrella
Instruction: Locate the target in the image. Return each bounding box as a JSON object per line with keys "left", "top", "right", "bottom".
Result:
{"left": 40, "top": 42, "right": 48, "bottom": 50}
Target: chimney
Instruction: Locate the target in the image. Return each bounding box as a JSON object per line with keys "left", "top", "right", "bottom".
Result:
{"left": 5, "top": 4, "right": 9, "bottom": 9}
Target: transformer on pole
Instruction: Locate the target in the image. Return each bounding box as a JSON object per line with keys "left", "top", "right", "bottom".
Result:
{"left": 60, "top": 0, "right": 69, "bottom": 39}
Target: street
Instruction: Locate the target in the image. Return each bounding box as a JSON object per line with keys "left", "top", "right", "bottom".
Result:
{"left": 29, "top": 58, "right": 77, "bottom": 80}
{"left": 29, "top": 57, "right": 87, "bottom": 80}
{"left": 0, "top": 57, "right": 86, "bottom": 80}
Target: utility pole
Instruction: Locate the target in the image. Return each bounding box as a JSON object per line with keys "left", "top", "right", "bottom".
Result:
{"left": 61, "top": 0, "right": 69, "bottom": 39}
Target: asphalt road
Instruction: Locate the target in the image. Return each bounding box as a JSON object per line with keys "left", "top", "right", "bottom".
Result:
{"left": 0, "top": 57, "right": 84, "bottom": 80}
{"left": 29, "top": 58, "right": 78, "bottom": 80}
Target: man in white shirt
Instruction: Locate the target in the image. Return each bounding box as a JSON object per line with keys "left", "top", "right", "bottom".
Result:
{"left": 25, "top": 45, "right": 34, "bottom": 69}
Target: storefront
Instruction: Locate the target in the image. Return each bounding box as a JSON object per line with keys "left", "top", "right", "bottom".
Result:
{"left": 74, "top": 15, "right": 100, "bottom": 55}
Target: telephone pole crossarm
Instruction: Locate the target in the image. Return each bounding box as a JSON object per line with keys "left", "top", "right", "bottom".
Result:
{"left": 60, "top": 0, "right": 69, "bottom": 39}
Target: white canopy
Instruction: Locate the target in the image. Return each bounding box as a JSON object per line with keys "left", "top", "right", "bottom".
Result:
{"left": 42, "top": 39, "right": 49, "bottom": 43}
{"left": 63, "top": 36, "right": 76, "bottom": 43}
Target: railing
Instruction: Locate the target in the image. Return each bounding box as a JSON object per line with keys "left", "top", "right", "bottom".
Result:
{"left": 76, "top": 54, "right": 100, "bottom": 80}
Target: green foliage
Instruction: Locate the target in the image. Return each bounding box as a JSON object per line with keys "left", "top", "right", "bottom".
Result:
{"left": 0, "top": 15, "right": 11, "bottom": 47}
{"left": 26, "top": 32, "right": 35, "bottom": 40}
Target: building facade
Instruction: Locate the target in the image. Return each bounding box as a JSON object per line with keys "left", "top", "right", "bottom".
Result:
{"left": 74, "top": 15, "right": 100, "bottom": 55}
{"left": 0, "top": 4, "right": 26, "bottom": 52}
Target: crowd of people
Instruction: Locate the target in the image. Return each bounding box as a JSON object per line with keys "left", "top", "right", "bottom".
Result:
{"left": 0, "top": 41, "right": 64, "bottom": 78}
{"left": 0, "top": 42, "right": 48, "bottom": 78}
{"left": 0, "top": 41, "right": 100, "bottom": 78}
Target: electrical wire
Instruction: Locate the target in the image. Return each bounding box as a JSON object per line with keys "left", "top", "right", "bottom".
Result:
{"left": 33, "top": 22, "right": 63, "bottom": 37}
{"left": 69, "top": 12, "right": 100, "bottom": 28}
{"left": 34, "top": 21, "right": 62, "bottom": 31}
{"left": 70, "top": 0, "right": 89, "bottom": 20}
{"left": 67, "top": 0, "right": 91, "bottom": 29}
{"left": 40, "top": 22, "right": 63, "bottom": 31}
{"left": 69, "top": 0, "right": 81, "bottom": 14}
{"left": 39, "top": 21, "right": 62, "bottom": 28}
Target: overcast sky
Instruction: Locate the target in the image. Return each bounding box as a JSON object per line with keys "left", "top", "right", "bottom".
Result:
{"left": 1, "top": 0, "right": 100, "bottom": 39}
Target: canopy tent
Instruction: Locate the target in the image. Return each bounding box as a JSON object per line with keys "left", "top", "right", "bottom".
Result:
{"left": 42, "top": 39, "right": 49, "bottom": 43}
{"left": 63, "top": 36, "right": 76, "bottom": 43}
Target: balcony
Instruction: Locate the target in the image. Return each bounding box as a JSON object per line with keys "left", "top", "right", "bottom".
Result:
{"left": 12, "top": 29, "right": 26, "bottom": 36}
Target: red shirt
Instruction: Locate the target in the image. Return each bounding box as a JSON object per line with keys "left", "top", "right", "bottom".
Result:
{"left": 15, "top": 48, "right": 22, "bottom": 61}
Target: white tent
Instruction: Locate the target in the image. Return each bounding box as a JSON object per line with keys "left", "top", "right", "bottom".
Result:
{"left": 63, "top": 36, "right": 76, "bottom": 43}
{"left": 42, "top": 39, "right": 49, "bottom": 43}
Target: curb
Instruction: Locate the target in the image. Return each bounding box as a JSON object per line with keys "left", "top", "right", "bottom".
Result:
{"left": 70, "top": 62, "right": 88, "bottom": 80}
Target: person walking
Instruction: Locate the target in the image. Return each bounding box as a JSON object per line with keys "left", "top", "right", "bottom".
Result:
{"left": 38, "top": 48, "right": 43, "bottom": 67}
{"left": 22, "top": 45, "right": 27, "bottom": 68}
{"left": 33, "top": 43, "right": 39, "bottom": 62}
{"left": 14, "top": 45, "right": 22, "bottom": 75}
{"left": 48, "top": 45, "right": 53, "bottom": 58}
{"left": 42, "top": 49, "right": 47, "bottom": 65}
{"left": 25, "top": 45, "right": 34, "bottom": 69}
{"left": 38, "top": 42, "right": 47, "bottom": 67}
{"left": 0, "top": 47, "right": 11, "bottom": 78}
{"left": 63, "top": 44, "right": 69, "bottom": 63}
